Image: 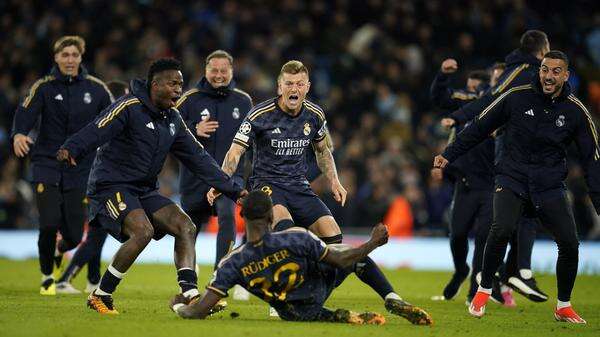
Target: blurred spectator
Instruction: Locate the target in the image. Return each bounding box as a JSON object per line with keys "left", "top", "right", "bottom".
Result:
{"left": 1, "top": 0, "right": 598, "bottom": 238}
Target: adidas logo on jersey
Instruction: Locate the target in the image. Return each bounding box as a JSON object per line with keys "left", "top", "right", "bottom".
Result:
{"left": 54, "top": 94, "right": 63, "bottom": 101}
{"left": 146, "top": 122, "right": 155, "bottom": 129}
{"left": 524, "top": 109, "right": 534, "bottom": 116}
{"left": 271, "top": 128, "right": 282, "bottom": 134}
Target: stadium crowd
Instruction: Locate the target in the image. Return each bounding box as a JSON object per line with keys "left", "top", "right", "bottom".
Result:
{"left": 1, "top": 0, "right": 600, "bottom": 238}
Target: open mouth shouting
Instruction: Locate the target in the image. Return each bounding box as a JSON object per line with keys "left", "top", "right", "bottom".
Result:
{"left": 288, "top": 94, "right": 300, "bottom": 106}
{"left": 542, "top": 78, "right": 556, "bottom": 93}
{"left": 170, "top": 95, "right": 181, "bottom": 107}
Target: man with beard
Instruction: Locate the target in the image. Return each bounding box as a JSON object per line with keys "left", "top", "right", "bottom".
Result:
{"left": 441, "top": 30, "right": 552, "bottom": 303}
{"left": 434, "top": 51, "right": 600, "bottom": 324}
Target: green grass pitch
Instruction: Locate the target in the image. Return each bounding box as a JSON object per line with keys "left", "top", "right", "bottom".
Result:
{"left": 1, "top": 259, "right": 598, "bottom": 337}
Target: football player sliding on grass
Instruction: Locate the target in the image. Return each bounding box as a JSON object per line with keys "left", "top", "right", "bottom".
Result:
{"left": 171, "top": 190, "right": 433, "bottom": 325}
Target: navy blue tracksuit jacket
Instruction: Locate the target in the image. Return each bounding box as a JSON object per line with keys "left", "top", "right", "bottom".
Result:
{"left": 430, "top": 72, "right": 494, "bottom": 190}
{"left": 175, "top": 78, "right": 252, "bottom": 197}
{"left": 450, "top": 49, "right": 541, "bottom": 125}
{"left": 443, "top": 79, "right": 600, "bottom": 213}
{"left": 11, "top": 66, "right": 113, "bottom": 190}
{"left": 61, "top": 79, "right": 243, "bottom": 201}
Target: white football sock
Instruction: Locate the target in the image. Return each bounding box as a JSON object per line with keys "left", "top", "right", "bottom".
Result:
{"left": 519, "top": 269, "right": 533, "bottom": 279}
{"left": 385, "top": 292, "right": 402, "bottom": 301}
{"left": 477, "top": 286, "right": 492, "bottom": 294}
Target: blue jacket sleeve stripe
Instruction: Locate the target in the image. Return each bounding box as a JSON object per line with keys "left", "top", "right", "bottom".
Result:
{"left": 175, "top": 88, "right": 199, "bottom": 108}
{"left": 492, "top": 64, "right": 529, "bottom": 95}
{"left": 233, "top": 88, "right": 253, "bottom": 105}
{"left": 86, "top": 75, "right": 115, "bottom": 102}
{"left": 569, "top": 95, "right": 600, "bottom": 160}
{"left": 22, "top": 76, "right": 54, "bottom": 108}
{"left": 479, "top": 84, "right": 531, "bottom": 120}
{"left": 98, "top": 98, "right": 139, "bottom": 128}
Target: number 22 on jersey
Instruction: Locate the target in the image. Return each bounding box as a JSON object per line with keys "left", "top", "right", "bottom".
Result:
{"left": 249, "top": 262, "right": 303, "bottom": 301}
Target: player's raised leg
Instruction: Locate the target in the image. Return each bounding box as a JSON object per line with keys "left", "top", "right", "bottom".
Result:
{"left": 309, "top": 215, "right": 430, "bottom": 324}
{"left": 88, "top": 209, "right": 154, "bottom": 314}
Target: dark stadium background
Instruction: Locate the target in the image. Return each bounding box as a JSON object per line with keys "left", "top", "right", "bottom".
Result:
{"left": 1, "top": 0, "right": 599, "bottom": 239}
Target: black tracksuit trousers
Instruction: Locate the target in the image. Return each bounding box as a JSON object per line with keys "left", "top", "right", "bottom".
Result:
{"left": 481, "top": 188, "right": 579, "bottom": 301}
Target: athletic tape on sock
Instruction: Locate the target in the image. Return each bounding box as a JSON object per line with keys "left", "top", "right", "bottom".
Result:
{"left": 183, "top": 288, "right": 199, "bottom": 299}
{"left": 477, "top": 286, "right": 492, "bottom": 294}
{"left": 172, "top": 303, "right": 185, "bottom": 312}
{"left": 107, "top": 264, "right": 126, "bottom": 279}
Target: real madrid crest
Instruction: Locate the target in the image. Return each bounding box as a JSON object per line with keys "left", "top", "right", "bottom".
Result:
{"left": 303, "top": 123, "right": 311, "bottom": 136}
{"left": 169, "top": 122, "right": 176, "bottom": 136}
{"left": 118, "top": 202, "right": 127, "bottom": 211}
{"left": 83, "top": 92, "right": 92, "bottom": 104}
{"left": 232, "top": 107, "right": 240, "bottom": 119}
{"left": 200, "top": 108, "right": 210, "bottom": 121}
{"left": 556, "top": 115, "right": 565, "bottom": 127}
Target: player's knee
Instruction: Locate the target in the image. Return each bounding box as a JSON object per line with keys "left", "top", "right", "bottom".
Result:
{"left": 320, "top": 234, "right": 343, "bottom": 244}
{"left": 130, "top": 223, "right": 154, "bottom": 245}
{"left": 556, "top": 239, "right": 579, "bottom": 257}
{"left": 173, "top": 213, "right": 196, "bottom": 238}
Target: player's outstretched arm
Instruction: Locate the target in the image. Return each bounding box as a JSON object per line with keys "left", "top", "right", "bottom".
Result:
{"left": 322, "top": 223, "right": 389, "bottom": 269}
{"left": 313, "top": 136, "right": 347, "bottom": 206}
{"left": 207, "top": 143, "right": 247, "bottom": 204}
{"left": 171, "top": 289, "right": 223, "bottom": 319}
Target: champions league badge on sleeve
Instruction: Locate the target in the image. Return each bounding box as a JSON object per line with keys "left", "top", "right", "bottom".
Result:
{"left": 239, "top": 121, "right": 252, "bottom": 135}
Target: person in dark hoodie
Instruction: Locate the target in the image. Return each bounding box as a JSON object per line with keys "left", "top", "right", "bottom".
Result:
{"left": 434, "top": 50, "right": 600, "bottom": 324}
{"left": 429, "top": 60, "right": 511, "bottom": 305}
{"left": 11, "top": 35, "right": 113, "bottom": 296}
{"left": 441, "top": 30, "right": 551, "bottom": 303}
{"left": 175, "top": 50, "right": 252, "bottom": 271}
{"left": 57, "top": 58, "right": 247, "bottom": 314}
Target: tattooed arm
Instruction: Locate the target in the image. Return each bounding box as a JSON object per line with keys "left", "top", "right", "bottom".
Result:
{"left": 313, "top": 135, "right": 347, "bottom": 206}
{"left": 207, "top": 143, "right": 247, "bottom": 204}
{"left": 222, "top": 143, "right": 247, "bottom": 177}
